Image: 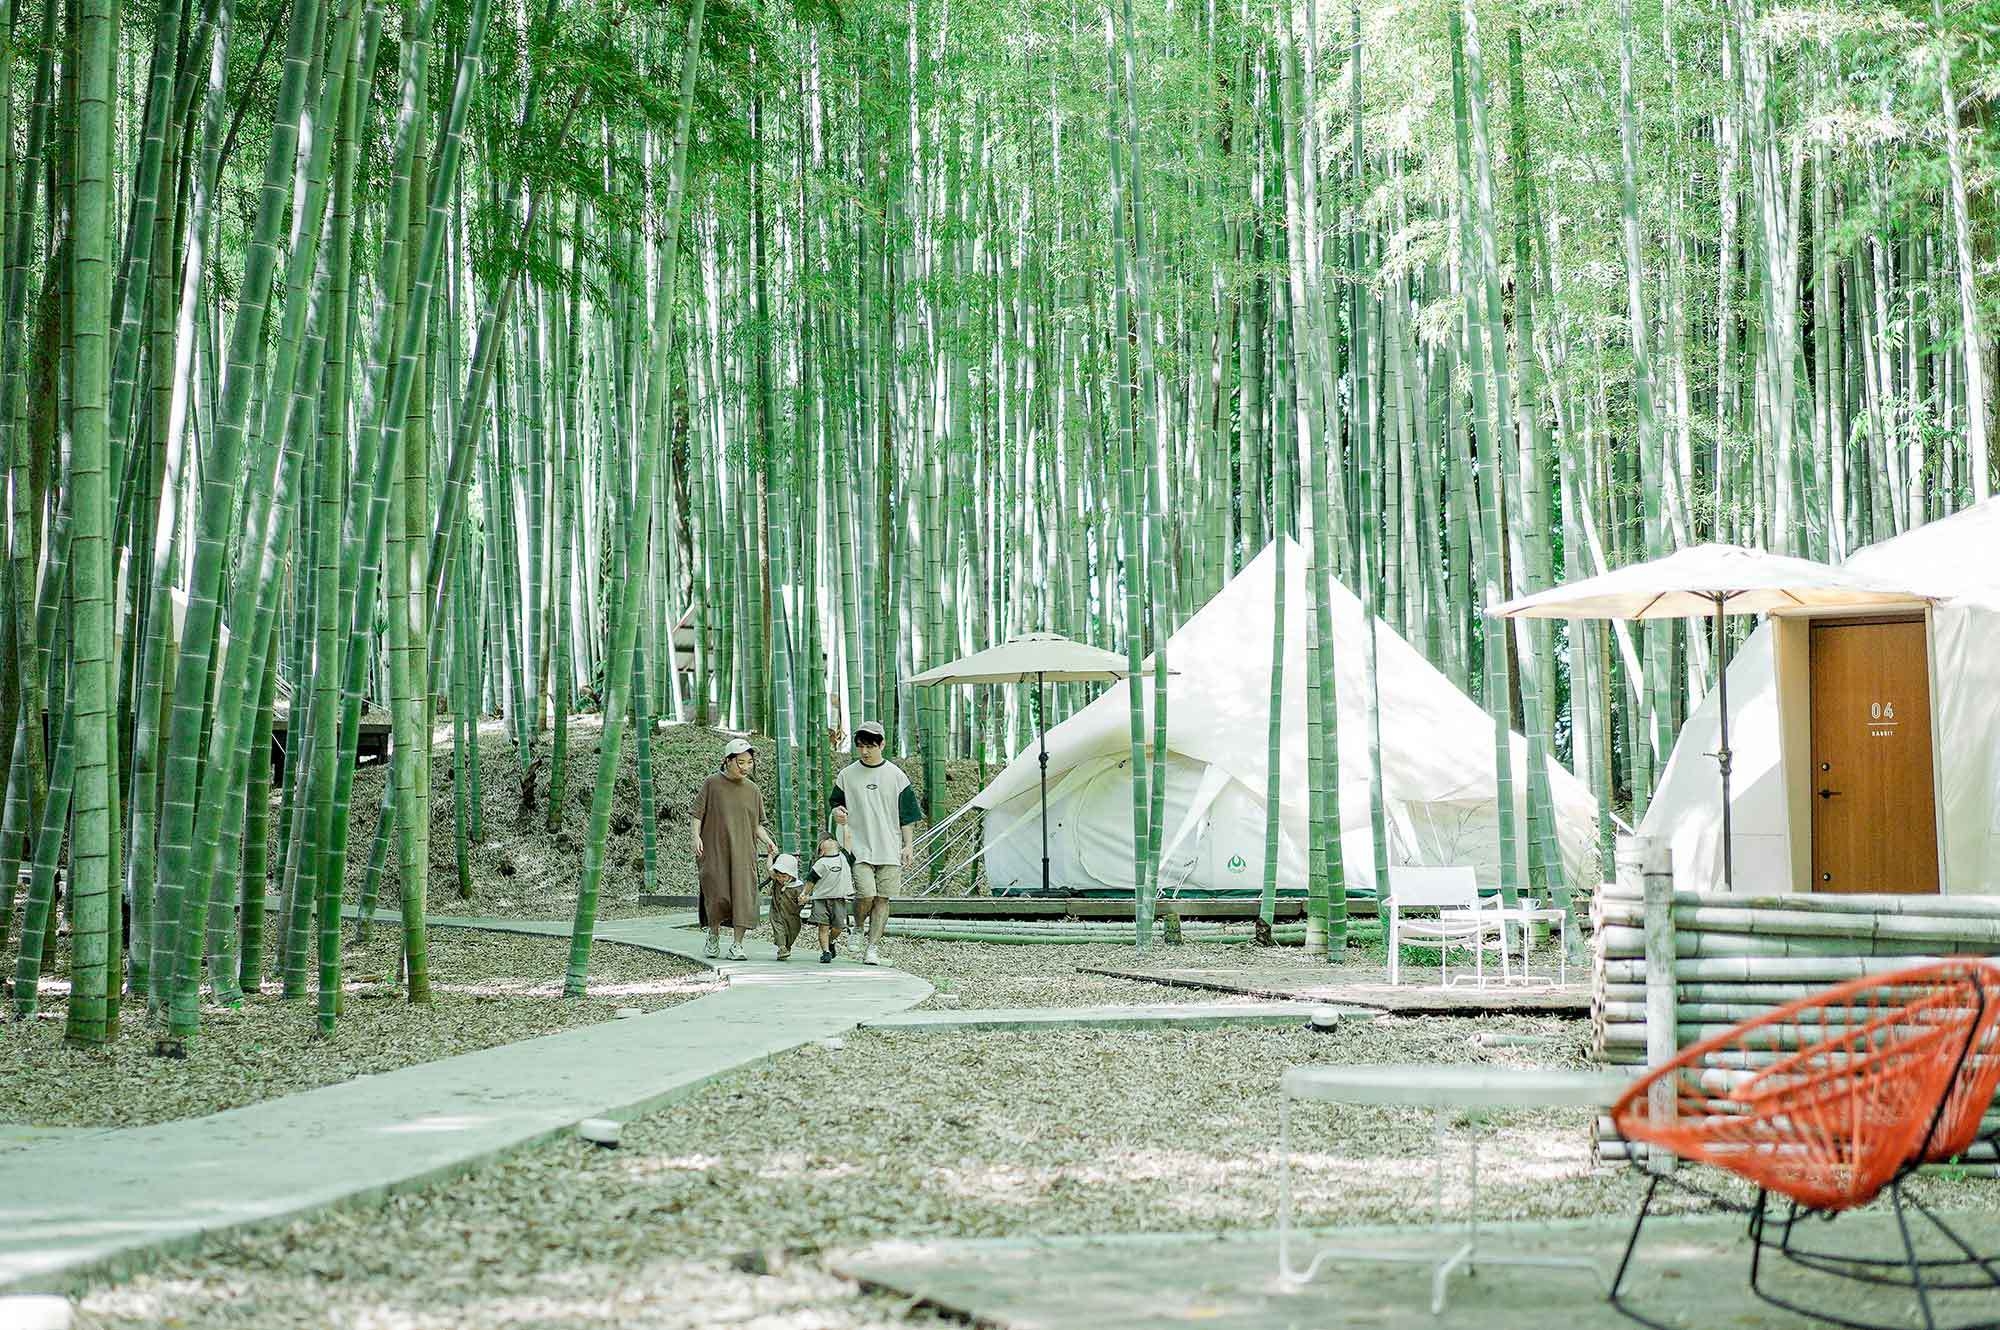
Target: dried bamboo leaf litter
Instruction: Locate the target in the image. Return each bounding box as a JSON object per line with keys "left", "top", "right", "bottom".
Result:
{"left": 3, "top": 932, "right": 715, "bottom": 1129}
{"left": 68, "top": 960, "right": 2000, "bottom": 1328}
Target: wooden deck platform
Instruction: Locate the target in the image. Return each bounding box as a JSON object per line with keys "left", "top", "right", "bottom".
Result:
{"left": 267, "top": 714, "right": 393, "bottom": 781}
{"left": 41, "top": 706, "right": 390, "bottom": 784}
{"left": 636, "top": 893, "right": 1378, "bottom": 922}
{"left": 1081, "top": 963, "right": 1591, "bottom": 1016}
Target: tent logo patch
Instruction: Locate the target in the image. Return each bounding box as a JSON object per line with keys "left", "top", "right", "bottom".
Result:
{"left": 1227, "top": 854, "right": 1247, "bottom": 873}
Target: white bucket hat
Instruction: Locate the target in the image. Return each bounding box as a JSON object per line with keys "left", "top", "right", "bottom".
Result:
{"left": 771, "top": 852, "right": 800, "bottom": 879}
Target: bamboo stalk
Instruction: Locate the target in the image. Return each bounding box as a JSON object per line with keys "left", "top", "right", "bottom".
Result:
{"left": 1597, "top": 1000, "right": 1947, "bottom": 1025}
{"left": 1595, "top": 925, "right": 1974, "bottom": 961}
{"left": 1599, "top": 981, "right": 1932, "bottom": 1006}
{"left": 1600, "top": 956, "right": 1961, "bottom": 985}
{"left": 1594, "top": 901, "right": 2000, "bottom": 942}
{"left": 1597, "top": 888, "right": 2000, "bottom": 921}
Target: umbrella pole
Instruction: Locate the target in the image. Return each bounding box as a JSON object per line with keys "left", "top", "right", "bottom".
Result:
{"left": 1037, "top": 671, "right": 1053, "bottom": 897}
{"left": 1714, "top": 595, "right": 1734, "bottom": 892}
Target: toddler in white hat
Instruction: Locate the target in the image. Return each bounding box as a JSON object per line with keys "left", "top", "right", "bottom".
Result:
{"left": 766, "top": 851, "right": 805, "bottom": 960}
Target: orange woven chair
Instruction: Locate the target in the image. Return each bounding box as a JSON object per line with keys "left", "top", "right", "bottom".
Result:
{"left": 1607, "top": 960, "right": 2000, "bottom": 1330}
{"left": 1762, "top": 959, "right": 2000, "bottom": 1299}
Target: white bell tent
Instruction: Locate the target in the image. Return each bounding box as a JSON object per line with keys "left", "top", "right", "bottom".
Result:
{"left": 1638, "top": 498, "right": 2000, "bottom": 895}
{"left": 970, "top": 540, "right": 1601, "bottom": 898}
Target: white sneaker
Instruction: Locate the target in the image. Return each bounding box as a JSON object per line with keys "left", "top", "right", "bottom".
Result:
{"left": 863, "top": 946, "right": 881, "bottom": 966}
{"left": 703, "top": 935, "right": 720, "bottom": 959}
{"left": 726, "top": 943, "right": 748, "bottom": 961}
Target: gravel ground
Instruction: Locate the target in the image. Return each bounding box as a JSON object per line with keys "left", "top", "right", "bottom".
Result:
{"left": 890, "top": 935, "right": 1343, "bottom": 1009}
{"left": 884, "top": 927, "right": 1549, "bottom": 1010}
{"left": 55, "top": 906, "right": 1990, "bottom": 1328}
{"left": 3, "top": 929, "right": 716, "bottom": 1128}
{"left": 87, "top": 1008, "right": 2000, "bottom": 1330}
{"left": 343, "top": 716, "right": 988, "bottom": 921}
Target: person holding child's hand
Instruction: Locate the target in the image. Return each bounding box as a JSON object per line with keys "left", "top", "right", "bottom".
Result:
{"left": 692, "top": 738, "right": 776, "bottom": 961}
{"left": 828, "top": 721, "right": 923, "bottom": 966}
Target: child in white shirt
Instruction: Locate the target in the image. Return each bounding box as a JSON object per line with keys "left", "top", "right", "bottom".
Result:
{"left": 802, "top": 834, "right": 855, "bottom": 963}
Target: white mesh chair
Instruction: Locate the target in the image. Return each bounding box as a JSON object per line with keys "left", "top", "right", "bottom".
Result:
{"left": 1385, "top": 866, "right": 1509, "bottom": 988}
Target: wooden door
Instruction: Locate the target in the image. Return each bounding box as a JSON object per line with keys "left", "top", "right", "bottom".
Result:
{"left": 1809, "top": 618, "right": 1939, "bottom": 894}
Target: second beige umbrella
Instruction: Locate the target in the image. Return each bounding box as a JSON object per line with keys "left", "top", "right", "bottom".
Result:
{"left": 909, "top": 633, "right": 1171, "bottom": 896}
{"left": 1490, "top": 544, "right": 1923, "bottom": 890}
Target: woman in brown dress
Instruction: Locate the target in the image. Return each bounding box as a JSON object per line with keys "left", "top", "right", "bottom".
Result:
{"left": 692, "top": 738, "right": 777, "bottom": 960}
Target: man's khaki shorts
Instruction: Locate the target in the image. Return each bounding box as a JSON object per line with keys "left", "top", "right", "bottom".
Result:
{"left": 852, "top": 861, "right": 902, "bottom": 900}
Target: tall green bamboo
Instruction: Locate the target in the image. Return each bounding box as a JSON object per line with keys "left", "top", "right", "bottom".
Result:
{"left": 1259, "top": 219, "right": 1290, "bottom": 931}
{"left": 321, "top": 0, "right": 482, "bottom": 1013}
{"left": 1505, "top": 25, "right": 1566, "bottom": 910}
{"left": 1114, "top": 0, "right": 1169, "bottom": 942}
{"left": 1621, "top": 0, "right": 1671, "bottom": 819}
{"left": 1102, "top": 14, "right": 1151, "bottom": 941}
{"left": 1933, "top": 0, "right": 1988, "bottom": 501}
{"left": 1454, "top": 0, "right": 1520, "bottom": 904}
{"left": 563, "top": 0, "right": 706, "bottom": 995}
{"left": 60, "top": 0, "right": 118, "bottom": 1047}
{"left": 152, "top": 0, "right": 328, "bottom": 1034}
{"left": 136, "top": 0, "right": 240, "bottom": 1012}
{"left": 169, "top": 0, "right": 358, "bottom": 1041}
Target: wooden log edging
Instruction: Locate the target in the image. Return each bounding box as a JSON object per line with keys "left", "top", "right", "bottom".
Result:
{"left": 1595, "top": 900, "right": 2000, "bottom": 947}
{"left": 1590, "top": 835, "right": 2000, "bottom": 1166}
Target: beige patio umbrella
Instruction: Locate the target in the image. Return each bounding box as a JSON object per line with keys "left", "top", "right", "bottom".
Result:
{"left": 1489, "top": 544, "right": 1924, "bottom": 890}
{"left": 910, "top": 633, "right": 1171, "bottom": 896}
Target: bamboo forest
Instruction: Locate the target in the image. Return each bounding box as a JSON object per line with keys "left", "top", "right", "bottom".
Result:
{"left": 2, "top": 0, "right": 1998, "bottom": 1323}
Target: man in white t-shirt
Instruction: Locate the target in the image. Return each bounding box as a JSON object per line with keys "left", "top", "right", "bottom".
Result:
{"left": 828, "top": 720, "right": 923, "bottom": 966}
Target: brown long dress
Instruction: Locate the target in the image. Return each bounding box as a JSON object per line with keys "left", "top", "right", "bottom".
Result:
{"left": 693, "top": 771, "right": 764, "bottom": 929}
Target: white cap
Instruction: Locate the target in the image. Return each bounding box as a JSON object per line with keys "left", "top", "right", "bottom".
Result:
{"left": 723, "top": 737, "right": 754, "bottom": 758}
{"left": 771, "top": 852, "right": 799, "bottom": 879}
{"left": 853, "top": 720, "right": 886, "bottom": 743}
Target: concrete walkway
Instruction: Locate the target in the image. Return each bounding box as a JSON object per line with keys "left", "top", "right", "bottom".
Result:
{"left": 832, "top": 1212, "right": 2000, "bottom": 1329}
{"left": 0, "top": 912, "right": 930, "bottom": 1295}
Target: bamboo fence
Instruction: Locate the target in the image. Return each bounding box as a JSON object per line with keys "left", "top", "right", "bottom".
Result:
{"left": 1591, "top": 835, "right": 2000, "bottom": 1173}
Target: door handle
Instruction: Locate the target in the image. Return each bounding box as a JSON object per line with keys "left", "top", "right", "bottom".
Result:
{"left": 1818, "top": 788, "right": 1842, "bottom": 800}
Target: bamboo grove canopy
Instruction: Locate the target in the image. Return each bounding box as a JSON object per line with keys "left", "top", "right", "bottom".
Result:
{"left": 1641, "top": 500, "right": 2000, "bottom": 895}
{"left": 4, "top": 0, "right": 1994, "bottom": 1046}
{"left": 971, "top": 542, "right": 1600, "bottom": 898}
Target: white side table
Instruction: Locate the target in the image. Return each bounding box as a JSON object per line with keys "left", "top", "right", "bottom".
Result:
{"left": 1489, "top": 903, "right": 1573, "bottom": 985}
{"left": 1278, "top": 1063, "right": 1630, "bottom": 1314}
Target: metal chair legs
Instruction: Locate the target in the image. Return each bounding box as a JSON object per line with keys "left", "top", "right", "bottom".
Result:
{"left": 1744, "top": 1183, "right": 2000, "bottom": 1330}
{"left": 1607, "top": 1175, "right": 1677, "bottom": 1330}
{"left": 1610, "top": 1177, "right": 2000, "bottom": 1330}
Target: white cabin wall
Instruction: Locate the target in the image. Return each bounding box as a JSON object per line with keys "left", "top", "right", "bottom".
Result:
{"left": 1773, "top": 615, "right": 1811, "bottom": 896}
